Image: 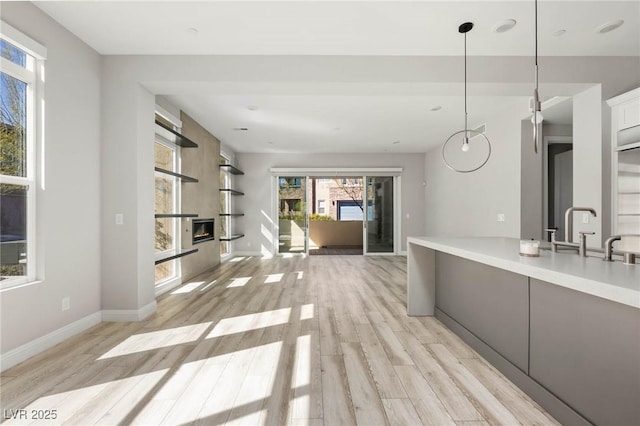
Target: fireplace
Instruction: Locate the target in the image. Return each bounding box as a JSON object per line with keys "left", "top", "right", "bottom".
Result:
{"left": 192, "top": 218, "right": 215, "bottom": 244}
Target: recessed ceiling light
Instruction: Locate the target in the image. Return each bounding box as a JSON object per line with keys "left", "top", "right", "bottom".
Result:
{"left": 595, "top": 19, "right": 624, "bottom": 34}
{"left": 187, "top": 27, "right": 199, "bottom": 35}
{"left": 247, "top": 105, "right": 259, "bottom": 111}
{"left": 392, "top": 141, "right": 400, "bottom": 145}
{"left": 552, "top": 29, "right": 567, "bottom": 37}
{"left": 233, "top": 127, "right": 248, "bottom": 131}
{"left": 430, "top": 106, "right": 442, "bottom": 112}
{"left": 493, "top": 19, "right": 517, "bottom": 33}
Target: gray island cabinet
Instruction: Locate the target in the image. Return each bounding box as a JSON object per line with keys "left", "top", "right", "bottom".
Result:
{"left": 407, "top": 237, "right": 640, "bottom": 426}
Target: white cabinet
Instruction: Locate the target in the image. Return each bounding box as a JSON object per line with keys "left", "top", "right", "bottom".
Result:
{"left": 607, "top": 88, "right": 640, "bottom": 252}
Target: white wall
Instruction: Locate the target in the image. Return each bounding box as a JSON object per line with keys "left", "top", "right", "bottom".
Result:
{"left": 101, "top": 63, "right": 156, "bottom": 314}
{"left": 234, "top": 153, "right": 425, "bottom": 255}
{"left": 573, "top": 85, "right": 602, "bottom": 246}
{"left": 0, "top": 3, "right": 101, "bottom": 353}
{"left": 424, "top": 100, "right": 526, "bottom": 238}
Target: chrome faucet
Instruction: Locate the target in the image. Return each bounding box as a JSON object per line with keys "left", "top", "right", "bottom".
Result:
{"left": 565, "top": 207, "right": 597, "bottom": 243}
{"left": 604, "top": 235, "right": 622, "bottom": 261}
{"left": 546, "top": 226, "right": 594, "bottom": 257}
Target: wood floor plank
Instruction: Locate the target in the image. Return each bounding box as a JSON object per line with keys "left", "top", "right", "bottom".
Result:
{"left": 460, "top": 357, "right": 561, "bottom": 426}
{"left": 428, "top": 343, "right": 521, "bottom": 425}
{"left": 371, "top": 321, "right": 415, "bottom": 366}
{"left": 321, "top": 355, "right": 357, "bottom": 426}
{"left": 394, "top": 365, "right": 456, "bottom": 426}
{"left": 394, "top": 331, "right": 484, "bottom": 422}
{"left": 341, "top": 342, "right": 389, "bottom": 426}
{"left": 354, "top": 324, "right": 408, "bottom": 399}
{"left": 382, "top": 398, "right": 422, "bottom": 426}
{"left": 291, "top": 331, "right": 323, "bottom": 421}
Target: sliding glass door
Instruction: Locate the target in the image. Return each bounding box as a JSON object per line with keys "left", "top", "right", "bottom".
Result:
{"left": 278, "top": 176, "right": 307, "bottom": 253}
{"left": 364, "top": 176, "right": 394, "bottom": 253}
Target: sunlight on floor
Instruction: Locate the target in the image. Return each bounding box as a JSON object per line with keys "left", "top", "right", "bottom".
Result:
{"left": 171, "top": 280, "right": 206, "bottom": 294}
{"left": 229, "top": 257, "right": 246, "bottom": 263}
{"left": 264, "top": 273, "right": 284, "bottom": 284}
{"left": 296, "top": 271, "right": 304, "bottom": 280}
{"left": 98, "top": 322, "right": 212, "bottom": 359}
{"left": 207, "top": 308, "right": 291, "bottom": 338}
{"left": 227, "top": 277, "right": 252, "bottom": 288}
{"left": 300, "top": 304, "right": 314, "bottom": 320}
{"left": 11, "top": 369, "right": 169, "bottom": 425}
{"left": 200, "top": 279, "right": 218, "bottom": 291}
{"left": 160, "top": 341, "right": 284, "bottom": 425}
{"left": 291, "top": 334, "right": 312, "bottom": 419}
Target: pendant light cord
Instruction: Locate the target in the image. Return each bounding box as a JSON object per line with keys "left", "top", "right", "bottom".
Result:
{"left": 535, "top": 0, "right": 538, "bottom": 89}
{"left": 464, "top": 31, "right": 468, "bottom": 137}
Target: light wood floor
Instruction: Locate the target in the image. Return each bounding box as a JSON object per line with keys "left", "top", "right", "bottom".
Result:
{"left": 1, "top": 255, "right": 559, "bottom": 425}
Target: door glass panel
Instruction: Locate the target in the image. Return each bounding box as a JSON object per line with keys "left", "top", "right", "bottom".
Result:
{"left": 366, "top": 177, "right": 394, "bottom": 253}
{"left": 278, "top": 176, "right": 306, "bottom": 253}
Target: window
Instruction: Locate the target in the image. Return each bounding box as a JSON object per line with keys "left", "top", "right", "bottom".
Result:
{"left": 318, "top": 200, "right": 326, "bottom": 214}
{"left": 154, "top": 115, "right": 180, "bottom": 284}
{"left": 0, "top": 24, "right": 46, "bottom": 288}
{"left": 220, "top": 155, "right": 231, "bottom": 256}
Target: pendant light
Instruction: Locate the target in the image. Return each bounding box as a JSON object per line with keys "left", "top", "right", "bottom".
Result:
{"left": 531, "top": 0, "right": 543, "bottom": 153}
{"left": 442, "top": 22, "right": 492, "bottom": 173}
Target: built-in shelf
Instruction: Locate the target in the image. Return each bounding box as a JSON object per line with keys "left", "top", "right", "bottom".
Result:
{"left": 219, "top": 213, "right": 245, "bottom": 217}
{"left": 220, "top": 189, "right": 244, "bottom": 196}
{"left": 155, "top": 213, "right": 198, "bottom": 218}
{"left": 155, "top": 248, "right": 199, "bottom": 265}
{"left": 155, "top": 167, "right": 198, "bottom": 183}
{"left": 220, "top": 234, "right": 245, "bottom": 241}
{"left": 219, "top": 164, "right": 245, "bottom": 175}
{"left": 155, "top": 120, "right": 198, "bottom": 148}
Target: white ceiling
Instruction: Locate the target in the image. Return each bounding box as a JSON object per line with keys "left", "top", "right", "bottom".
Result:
{"left": 33, "top": 1, "right": 639, "bottom": 153}
{"left": 35, "top": 1, "right": 639, "bottom": 56}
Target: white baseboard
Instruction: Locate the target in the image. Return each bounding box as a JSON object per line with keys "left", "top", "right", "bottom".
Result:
{"left": 102, "top": 300, "right": 157, "bottom": 322}
{"left": 399, "top": 250, "right": 408, "bottom": 256}
{"left": 0, "top": 311, "right": 102, "bottom": 372}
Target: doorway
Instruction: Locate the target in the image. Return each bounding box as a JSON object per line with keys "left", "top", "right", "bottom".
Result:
{"left": 275, "top": 174, "right": 398, "bottom": 255}
{"left": 544, "top": 138, "right": 573, "bottom": 241}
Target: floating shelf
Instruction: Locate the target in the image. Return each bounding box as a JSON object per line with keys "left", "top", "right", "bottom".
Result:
{"left": 155, "top": 248, "right": 199, "bottom": 265}
{"left": 155, "top": 167, "right": 198, "bottom": 183}
{"left": 155, "top": 213, "right": 198, "bottom": 218}
{"left": 220, "top": 234, "right": 245, "bottom": 241}
{"left": 219, "top": 213, "right": 245, "bottom": 217}
{"left": 155, "top": 120, "right": 198, "bottom": 148}
{"left": 220, "top": 189, "right": 244, "bottom": 196}
{"left": 220, "top": 164, "right": 245, "bottom": 175}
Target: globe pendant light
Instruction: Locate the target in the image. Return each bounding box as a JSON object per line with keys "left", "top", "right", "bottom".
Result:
{"left": 532, "top": 0, "right": 543, "bottom": 153}
{"left": 442, "top": 22, "right": 492, "bottom": 173}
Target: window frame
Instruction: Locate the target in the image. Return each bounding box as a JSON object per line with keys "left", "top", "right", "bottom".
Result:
{"left": 0, "top": 22, "right": 46, "bottom": 289}
{"left": 154, "top": 117, "right": 182, "bottom": 286}
{"left": 220, "top": 153, "right": 232, "bottom": 258}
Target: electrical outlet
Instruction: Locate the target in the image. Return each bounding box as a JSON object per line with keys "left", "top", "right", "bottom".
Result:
{"left": 61, "top": 297, "right": 70, "bottom": 311}
{"left": 115, "top": 213, "right": 124, "bottom": 225}
{"left": 497, "top": 213, "right": 506, "bottom": 222}
{"left": 582, "top": 213, "right": 590, "bottom": 224}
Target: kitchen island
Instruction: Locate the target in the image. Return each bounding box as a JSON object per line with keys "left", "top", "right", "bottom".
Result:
{"left": 407, "top": 236, "right": 639, "bottom": 426}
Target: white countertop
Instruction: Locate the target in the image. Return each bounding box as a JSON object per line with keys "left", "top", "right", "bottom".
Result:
{"left": 408, "top": 236, "right": 640, "bottom": 309}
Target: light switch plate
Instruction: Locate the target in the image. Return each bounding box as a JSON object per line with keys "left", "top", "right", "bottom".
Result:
{"left": 115, "top": 213, "right": 124, "bottom": 225}
{"left": 497, "top": 213, "right": 506, "bottom": 222}
{"left": 582, "top": 213, "right": 590, "bottom": 224}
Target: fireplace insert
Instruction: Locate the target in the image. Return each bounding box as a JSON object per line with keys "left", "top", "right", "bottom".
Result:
{"left": 192, "top": 218, "right": 215, "bottom": 244}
